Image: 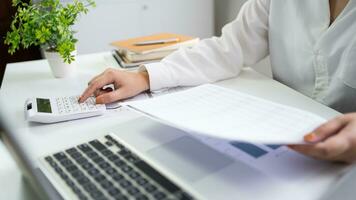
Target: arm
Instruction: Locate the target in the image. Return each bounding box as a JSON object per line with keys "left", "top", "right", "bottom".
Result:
{"left": 145, "top": 0, "right": 271, "bottom": 90}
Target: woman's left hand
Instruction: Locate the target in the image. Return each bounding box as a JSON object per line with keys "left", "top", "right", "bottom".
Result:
{"left": 289, "top": 113, "right": 356, "bottom": 164}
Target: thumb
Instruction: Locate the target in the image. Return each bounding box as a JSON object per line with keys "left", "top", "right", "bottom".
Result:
{"left": 305, "top": 115, "right": 348, "bottom": 143}
{"left": 96, "top": 90, "right": 122, "bottom": 104}
{"left": 96, "top": 87, "right": 132, "bottom": 104}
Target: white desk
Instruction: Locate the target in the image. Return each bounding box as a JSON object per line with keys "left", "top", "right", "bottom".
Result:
{"left": 0, "top": 138, "right": 39, "bottom": 200}
{"left": 0, "top": 52, "right": 354, "bottom": 199}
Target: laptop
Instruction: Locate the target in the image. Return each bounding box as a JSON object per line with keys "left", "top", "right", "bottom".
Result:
{"left": 1, "top": 97, "right": 233, "bottom": 200}
{"left": 0, "top": 104, "right": 203, "bottom": 199}
{"left": 1, "top": 99, "right": 356, "bottom": 200}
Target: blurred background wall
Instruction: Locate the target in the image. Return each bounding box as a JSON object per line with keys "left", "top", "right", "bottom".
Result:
{"left": 215, "top": 0, "right": 247, "bottom": 36}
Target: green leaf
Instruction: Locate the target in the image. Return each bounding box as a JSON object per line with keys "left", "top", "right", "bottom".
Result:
{"left": 5, "top": 0, "right": 95, "bottom": 63}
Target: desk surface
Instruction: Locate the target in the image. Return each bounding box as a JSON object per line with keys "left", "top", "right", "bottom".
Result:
{"left": 0, "top": 137, "right": 39, "bottom": 200}
{"left": 0, "top": 52, "right": 352, "bottom": 200}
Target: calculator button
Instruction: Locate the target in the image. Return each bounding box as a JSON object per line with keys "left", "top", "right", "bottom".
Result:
{"left": 55, "top": 96, "right": 102, "bottom": 114}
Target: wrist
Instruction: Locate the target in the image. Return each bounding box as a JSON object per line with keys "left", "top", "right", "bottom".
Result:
{"left": 138, "top": 71, "right": 150, "bottom": 91}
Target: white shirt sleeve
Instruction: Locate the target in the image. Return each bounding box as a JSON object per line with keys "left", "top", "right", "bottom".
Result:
{"left": 143, "top": 0, "right": 270, "bottom": 91}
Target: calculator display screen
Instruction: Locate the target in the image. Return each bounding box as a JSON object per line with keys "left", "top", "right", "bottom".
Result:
{"left": 36, "top": 98, "right": 52, "bottom": 113}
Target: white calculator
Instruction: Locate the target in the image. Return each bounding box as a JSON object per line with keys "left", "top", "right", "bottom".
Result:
{"left": 25, "top": 96, "right": 107, "bottom": 123}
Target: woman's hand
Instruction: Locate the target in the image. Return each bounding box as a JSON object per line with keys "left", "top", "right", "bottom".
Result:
{"left": 79, "top": 68, "right": 150, "bottom": 104}
{"left": 289, "top": 113, "right": 356, "bottom": 163}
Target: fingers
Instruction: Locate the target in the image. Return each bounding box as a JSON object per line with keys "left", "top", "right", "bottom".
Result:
{"left": 304, "top": 115, "right": 349, "bottom": 143}
{"left": 95, "top": 87, "right": 131, "bottom": 104}
{"left": 94, "top": 87, "right": 113, "bottom": 97}
{"left": 79, "top": 75, "right": 115, "bottom": 103}
{"left": 290, "top": 134, "right": 350, "bottom": 161}
{"left": 80, "top": 69, "right": 148, "bottom": 104}
{"left": 290, "top": 120, "right": 354, "bottom": 162}
{"left": 289, "top": 114, "right": 356, "bottom": 163}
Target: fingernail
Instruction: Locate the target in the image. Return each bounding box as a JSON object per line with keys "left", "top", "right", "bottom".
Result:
{"left": 304, "top": 132, "right": 318, "bottom": 142}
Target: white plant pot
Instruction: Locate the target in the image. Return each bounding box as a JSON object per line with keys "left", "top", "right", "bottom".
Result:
{"left": 44, "top": 50, "right": 77, "bottom": 78}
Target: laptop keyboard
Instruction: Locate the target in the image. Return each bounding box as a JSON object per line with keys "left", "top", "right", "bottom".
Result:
{"left": 43, "top": 135, "right": 194, "bottom": 200}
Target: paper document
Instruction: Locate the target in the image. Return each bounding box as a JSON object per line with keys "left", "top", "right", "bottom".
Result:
{"left": 124, "top": 84, "right": 327, "bottom": 144}
{"left": 106, "top": 87, "right": 190, "bottom": 109}
{"left": 193, "top": 134, "right": 333, "bottom": 183}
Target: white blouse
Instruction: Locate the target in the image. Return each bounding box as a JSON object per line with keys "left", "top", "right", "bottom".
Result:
{"left": 144, "top": 0, "right": 356, "bottom": 113}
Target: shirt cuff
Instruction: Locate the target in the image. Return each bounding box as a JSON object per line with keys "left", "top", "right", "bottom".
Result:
{"left": 139, "top": 62, "right": 176, "bottom": 91}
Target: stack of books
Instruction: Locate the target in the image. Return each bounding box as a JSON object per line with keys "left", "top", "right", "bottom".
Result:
{"left": 111, "top": 33, "right": 199, "bottom": 68}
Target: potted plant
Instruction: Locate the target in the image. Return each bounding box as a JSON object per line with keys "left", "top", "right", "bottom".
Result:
{"left": 4, "top": 0, "right": 95, "bottom": 78}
